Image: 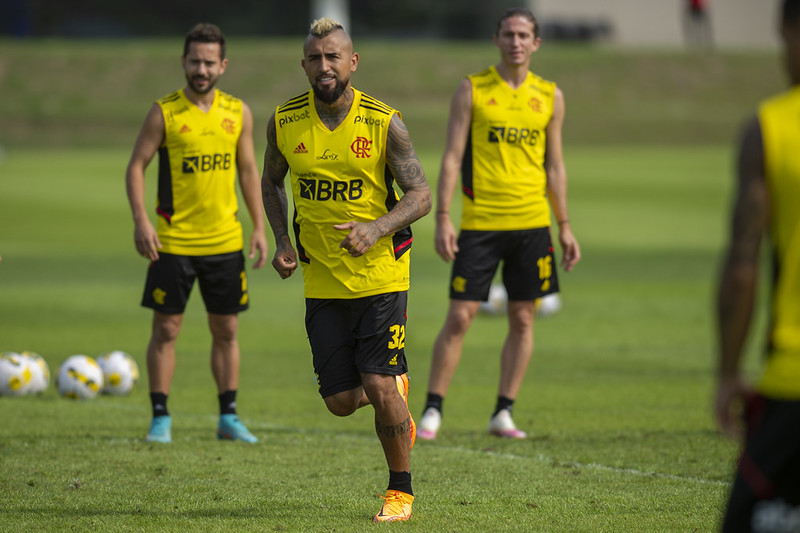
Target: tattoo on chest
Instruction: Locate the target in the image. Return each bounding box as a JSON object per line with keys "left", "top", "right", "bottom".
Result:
{"left": 317, "top": 109, "right": 349, "bottom": 130}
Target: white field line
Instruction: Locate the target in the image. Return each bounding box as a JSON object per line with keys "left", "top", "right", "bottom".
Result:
{"left": 439, "top": 445, "right": 732, "bottom": 487}
{"left": 94, "top": 402, "right": 732, "bottom": 487}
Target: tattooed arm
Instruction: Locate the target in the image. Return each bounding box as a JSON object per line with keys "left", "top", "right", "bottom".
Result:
{"left": 714, "top": 115, "right": 770, "bottom": 439}
{"left": 336, "top": 113, "right": 432, "bottom": 257}
{"left": 261, "top": 113, "right": 298, "bottom": 279}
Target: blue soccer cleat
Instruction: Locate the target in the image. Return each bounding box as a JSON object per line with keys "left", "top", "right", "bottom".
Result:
{"left": 217, "top": 414, "right": 258, "bottom": 443}
{"left": 146, "top": 415, "right": 172, "bottom": 443}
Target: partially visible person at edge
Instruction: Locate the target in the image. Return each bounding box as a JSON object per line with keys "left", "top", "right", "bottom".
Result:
{"left": 260, "top": 18, "right": 431, "bottom": 523}
{"left": 418, "top": 7, "right": 580, "bottom": 441}
{"left": 715, "top": 1, "right": 800, "bottom": 531}
{"left": 684, "top": 0, "right": 713, "bottom": 48}
{"left": 125, "top": 23, "right": 266, "bottom": 444}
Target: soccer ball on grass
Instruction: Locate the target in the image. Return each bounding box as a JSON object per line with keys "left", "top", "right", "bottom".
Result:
{"left": 535, "top": 293, "right": 562, "bottom": 318}
{"left": 57, "top": 355, "right": 104, "bottom": 400}
{"left": 20, "top": 351, "right": 50, "bottom": 395}
{"left": 96, "top": 350, "right": 139, "bottom": 396}
{"left": 0, "top": 352, "right": 33, "bottom": 396}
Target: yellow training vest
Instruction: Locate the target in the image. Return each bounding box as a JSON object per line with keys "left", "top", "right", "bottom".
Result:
{"left": 276, "top": 88, "right": 412, "bottom": 299}
{"left": 757, "top": 85, "right": 800, "bottom": 399}
{"left": 461, "top": 66, "right": 555, "bottom": 231}
{"left": 155, "top": 88, "right": 243, "bottom": 255}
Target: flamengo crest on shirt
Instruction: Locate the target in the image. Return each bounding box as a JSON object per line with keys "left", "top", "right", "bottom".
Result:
{"left": 528, "top": 97, "right": 542, "bottom": 113}
{"left": 221, "top": 118, "right": 236, "bottom": 134}
{"left": 350, "top": 136, "right": 372, "bottom": 158}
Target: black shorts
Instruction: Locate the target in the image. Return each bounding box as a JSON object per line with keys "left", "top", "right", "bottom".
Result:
{"left": 721, "top": 394, "right": 800, "bottom": 532}
{"left": 305, "top": 291, "right": 408, "bottom": 398}
{"left": 449, "top": 228, "right": 559, "bottom": 301}
{"left": 141, "top": 251, "right": 249, "bottom": 315}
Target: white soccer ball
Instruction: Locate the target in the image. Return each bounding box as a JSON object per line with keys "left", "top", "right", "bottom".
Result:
{"left": 0, "top": 352, "right": 33, "bottom": 396}
{"left": 535, "top": 293, "right": 562, "bottom": 318}
{"left": 479, "top": 283, "right": 508, "bottom": 315}
{"left": 57, "top": 355, "right": 104, "bottom": 400}
{"left": 20, "top": 351, "right": 50, "bottom": 395}
{"left": 96, "top": 350, "right": 139, "bottom": 396}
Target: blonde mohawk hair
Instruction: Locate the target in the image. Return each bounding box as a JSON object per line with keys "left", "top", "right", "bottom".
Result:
{"left": 309, "top": 17, "right": 344, "bottom": 37}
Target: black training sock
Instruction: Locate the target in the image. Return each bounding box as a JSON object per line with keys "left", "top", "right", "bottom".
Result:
{"left": 150, "top": 392, "right": 169, "bottom": 418}
{"left": 492, "top": 396, "right": 514, "bottom": 417}
{"left": 424, "top": 393, "right": 443, "bottom": 416}
{"left": 219, "top": 389, "right": 237, "bottom": 415}
{"left": 387, "top": 470, "right": 413, "bottom": 496}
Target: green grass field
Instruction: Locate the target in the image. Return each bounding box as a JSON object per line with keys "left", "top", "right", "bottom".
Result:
{"left": 0, "top": 38, "right": 780, "bottom": 531}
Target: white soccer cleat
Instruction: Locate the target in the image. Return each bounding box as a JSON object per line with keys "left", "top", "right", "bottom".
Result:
{"left": 488, "top": 409, "right": 527, "bottom": 439}
{"left": 418, "top": 407, "right": 441, "bottom": 440}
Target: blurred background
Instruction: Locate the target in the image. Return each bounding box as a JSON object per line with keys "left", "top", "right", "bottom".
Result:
{"left": 0, "top": 0, "right": 786, "bottom": 153}
{"left": 0, "top": 0, "right": 781, "bottom": 45}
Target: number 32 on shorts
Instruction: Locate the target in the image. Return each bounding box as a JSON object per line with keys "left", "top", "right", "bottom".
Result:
{"left": 388, "top": 324, "right": 405, "bottom": 349}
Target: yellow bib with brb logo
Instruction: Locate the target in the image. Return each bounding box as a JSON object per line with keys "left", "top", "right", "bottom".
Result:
{"left": 462, "top": 66, "right": 555, "bottom": 231}
{"left": 757, "top": 86, "right": 800, "bottom": 399}
{"left": 155, "top": 88, "right": 243, "bottom": 256}
{"left": 275, "top": 88, "right": 412, "bottom": 299}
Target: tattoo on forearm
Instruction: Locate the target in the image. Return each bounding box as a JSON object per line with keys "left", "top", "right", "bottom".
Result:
{"left": 261, "top": 114, "right": 292, "bottom": 238}
{"left": 374, "top": 117, "right": 432, "bottom": 237}
{"left": 387, "top": 118, "right": 427, "bottom": 191}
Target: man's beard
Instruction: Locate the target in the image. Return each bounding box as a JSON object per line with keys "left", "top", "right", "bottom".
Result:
{"left": 186, "top": 74, "right": 216, "bottom": 94}
{"left": 312, "top": 77, "right": 348, "bottom": 104}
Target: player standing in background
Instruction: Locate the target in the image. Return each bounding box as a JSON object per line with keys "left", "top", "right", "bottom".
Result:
{"left": 418, "top": 7, "right": 580, "bottom": 441}
{"left": 715, "top": 1, "right": 800, "bottom": 530}
{"left": 261, "top": 18, "right": 431, "bottom": 522}
{"left": 125, "top": 23, "right": 266, "bottom": 444}
{"left": 683, "top": 0, "right": 713, "bottom": 48}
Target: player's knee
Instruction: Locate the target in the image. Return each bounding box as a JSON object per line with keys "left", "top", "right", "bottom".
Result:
{"left": 445, "top": 306, "right": 478, "bottom": 335}
{"left": 208, "top": 314, "right": 238, "bottom": 342}
{"left": 360, "top": 375, "right": 397, "bottom": 410}
{"left": 323, "top": 394, "right": 359, "bottom": 417}
{"left": 151, "top": 316, "right": 182, "bottom": 343}
{"left": 507, "top": 302, "right": 535, "bottom": 332}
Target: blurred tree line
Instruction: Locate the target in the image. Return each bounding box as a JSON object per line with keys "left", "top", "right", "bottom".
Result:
{"left": 1, "top": 0, "right": 520, "bottom": 39}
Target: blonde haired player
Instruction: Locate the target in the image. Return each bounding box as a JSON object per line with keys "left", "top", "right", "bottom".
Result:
{"left": 261, "top": 18, "right": 431, "bottom": 522}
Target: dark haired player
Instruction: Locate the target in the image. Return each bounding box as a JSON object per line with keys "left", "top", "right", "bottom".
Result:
{"left": 126, "top": 23, "right": 266, "bottom": 443}
{"left": 715, "top": 1, "right": 800, "bottom": 530}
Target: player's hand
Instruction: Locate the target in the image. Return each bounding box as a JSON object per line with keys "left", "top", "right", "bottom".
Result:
{"left": 335, "top": 221, "right": 380, "bottom": 257}
{"left": 434, "top": 215, "right": 459, "bottom": 262}
{"left": 133, "top": 220, "right": 162, "bottom": 261}
{"left": 558, "top": 224, "right": 580, "bottom": 272}
{"left": 272, "top": 249, "right": 297, "bottom": 279}
{"left": 714, "top": 376, "right": 752, "bottom": 441}
{"left": 271, "top": 237, "right": 297, "bottom": 279}
{"left": 249, "top": 231, "right": 268, "bottom": 270}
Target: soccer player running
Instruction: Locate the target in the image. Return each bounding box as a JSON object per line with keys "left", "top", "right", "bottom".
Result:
{"left": 715, "top": 1, "right": 800, "bottom": 529}
{"left": 418, "top": 7, "right": 580, "bottom": 441}
{"left": 125, "top": 23, "right": 266, "bottom": 444}
{"left": 261, "top": 18, "right": 431, "bottom": 522}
